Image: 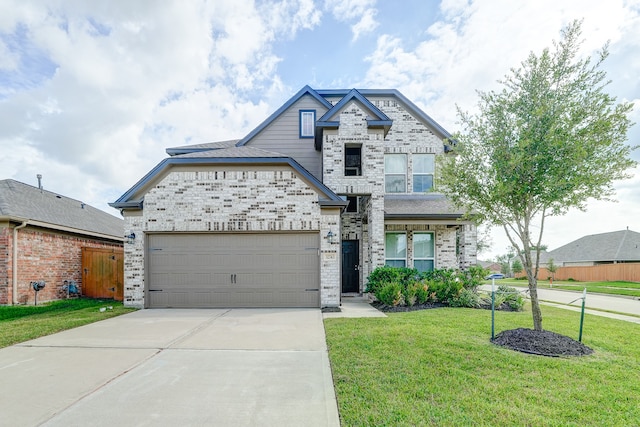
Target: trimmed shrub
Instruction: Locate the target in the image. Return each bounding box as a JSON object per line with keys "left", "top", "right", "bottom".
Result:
{"left": 428, "top": 278, "right": 463, "bottom": 304}
{"left": 460, "top": 265, "right": 489, "bottom": 290}
{"left": 377, "top": 282, "right": 404, "bottom": 306}
{"left": 366, "top": 266, "right": 418, "bottom": 295}
{"left": 415, "top": 281, "right": 430, "bottom": 304}
{"left": 450, "top": 288, "right": 481, "bottom": 308}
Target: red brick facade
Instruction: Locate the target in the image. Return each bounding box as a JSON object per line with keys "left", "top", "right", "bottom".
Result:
{"left": 0, "top": 225, "right": 122, "bottom": 305}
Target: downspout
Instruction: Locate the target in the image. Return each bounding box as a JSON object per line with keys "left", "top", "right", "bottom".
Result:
{"left": 13, "top": 221, "right": 28, "bottom": 305}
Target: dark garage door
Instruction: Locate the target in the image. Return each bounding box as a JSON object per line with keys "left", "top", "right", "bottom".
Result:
{"left": 147, "top": 233, "right": 320, "bottom": 308}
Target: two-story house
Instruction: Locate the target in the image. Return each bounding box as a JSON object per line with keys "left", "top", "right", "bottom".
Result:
{"left": 110, "top": 86, "right": 477, "bottom": 308}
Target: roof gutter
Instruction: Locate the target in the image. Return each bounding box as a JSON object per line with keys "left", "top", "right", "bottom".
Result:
{"left": 13, "top": 220, "right": 28, "bottom": 305}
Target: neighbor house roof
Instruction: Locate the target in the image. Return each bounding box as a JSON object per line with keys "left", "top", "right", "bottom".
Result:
{"left": 110, "top": 147, "right": 347, "bottom": 210}
{"left": 545, "top": 229, "right": 640, "bottom": 263}
{"left": 384, "top": 194, "right": 467, "bottom": 220}
{"left": 0, "top": 179, "right": 123, "bottom": 240}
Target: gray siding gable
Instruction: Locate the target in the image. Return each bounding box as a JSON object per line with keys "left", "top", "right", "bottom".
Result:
{"left": 238, "top": 93, "right": 330, "bottom": 180}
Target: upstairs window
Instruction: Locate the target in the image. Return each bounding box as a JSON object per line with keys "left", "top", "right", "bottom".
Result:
{"left": 299, "top": 110, "right": 315, "bottom": 138}
{"left": 345, "top": 145, "right": 362, "bottom": 176}
{"left": 346, "top": 196, "right": 359, "bottom": 213}
{"left": 385, "top": 154, "right": 406, "bottom": 193}
{"left": 413, "top": 154, "right": 435, "bottom": 192}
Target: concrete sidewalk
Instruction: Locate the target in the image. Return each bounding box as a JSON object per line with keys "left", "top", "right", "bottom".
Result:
{"left": 0, "top": 309, "right": 340, "bottom": 427}
{"left": 323, "top": 296, "right": 386, "bottom": 319}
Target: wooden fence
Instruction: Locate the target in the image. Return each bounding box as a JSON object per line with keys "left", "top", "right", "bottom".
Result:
{"left": 517, "top": 263, "right": 640, "bottom": 282}
{"left": 81, "top": 247, "right": 124, "bottom": 301}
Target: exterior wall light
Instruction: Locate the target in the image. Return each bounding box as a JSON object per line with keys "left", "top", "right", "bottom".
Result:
{"left": 326, "top": 230, "right": 336, "bottom": 244}
{"left": 125, "top": 231, "right": 136, "bottom": 244}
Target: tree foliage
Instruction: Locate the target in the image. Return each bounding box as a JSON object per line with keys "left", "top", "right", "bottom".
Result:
{"left": 438, "top": 20, "right": 637, "bottom": 330}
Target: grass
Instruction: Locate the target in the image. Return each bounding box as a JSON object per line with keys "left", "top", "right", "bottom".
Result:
{"left": 0, "top": 298, "right": 136, "bottom": 348}
{"left": 490, "top": 279, "right": 640, "bottom": 298}
{"left": 325, "top": 304, "right": 640, "bottom": 426}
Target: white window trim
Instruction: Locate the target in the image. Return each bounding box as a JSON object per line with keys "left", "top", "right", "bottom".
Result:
{"left": 413, "top": 232, "right": 435, "bottom": 271}
{"left": 412, "top": 154, "right": 435, "bottom": 193}
{"left": 385, "top": 232, "right": 407, "bottom": 267}
{"left": 385, "top": 154, "right": 407, "bottom": 193}
{"left": 299, "top": 110, "right": 315, "bottom": 138}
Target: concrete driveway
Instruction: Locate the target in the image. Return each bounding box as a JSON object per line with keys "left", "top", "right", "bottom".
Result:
{"left": 0, "top": 309, "right": 340, "bottom": 427}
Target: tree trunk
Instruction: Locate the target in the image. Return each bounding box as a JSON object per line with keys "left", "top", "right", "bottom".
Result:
{"left": 528, "top": 277, "right": 543, "bottom": 331}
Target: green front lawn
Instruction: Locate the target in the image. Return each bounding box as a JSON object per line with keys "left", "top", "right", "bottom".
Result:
{"left": 490, "top": 279, "right": 640, "bottom": 298}
{"left": 0, "top": 298, "right": 136, "bottom": 348}
{"left": 325, "top": 305, "right": 640, "bottom": 426}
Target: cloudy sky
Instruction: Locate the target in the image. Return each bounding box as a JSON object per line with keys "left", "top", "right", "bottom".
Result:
{"left": 1, "top": 0, "right": 638, "bottom": 260}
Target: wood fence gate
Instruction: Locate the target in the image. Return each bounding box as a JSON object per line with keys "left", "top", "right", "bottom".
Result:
{"left": 81, "top": 247, "right": 124, "bottom": 301}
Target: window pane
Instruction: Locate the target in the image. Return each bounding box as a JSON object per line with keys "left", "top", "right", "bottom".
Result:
{"left": 414, "top": 260, "right": 434, "bottom": 272}
{"left": 413, "top": 154, "right": 434, "bottom": 174}
{"left": 385, "top": 154, "right": 406, "bottom": 173}
{"left": 385, "top": 175, "right": 406, "bottom": 193}
{"left": 414, "top": 233, "right": 434, "bottom": 258}
{"left": 300, "top": 111, "right": 314, "bottom": 137}
{"left": 413, "top": 175, "right": 433, "bottom": 192}
{"left": 385, "top": 233, "right": 406, "bottom": 258}
{"left": 346, "top": 196, "right": 358, "bottom": 213}
{"left": 386, "top": 260, "right": 406, "bottom": 268}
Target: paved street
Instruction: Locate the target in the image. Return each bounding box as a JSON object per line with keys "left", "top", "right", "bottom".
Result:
{"left": 481, "top": 284, "right": 640, "bottom": 324}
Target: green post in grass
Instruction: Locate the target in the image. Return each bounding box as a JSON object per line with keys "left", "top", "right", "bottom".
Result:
{"left": 579, "top": 288, "right": 586, "bottom": 342}
{"left": 491, "top": 279, "right": 495, "bottom": 340}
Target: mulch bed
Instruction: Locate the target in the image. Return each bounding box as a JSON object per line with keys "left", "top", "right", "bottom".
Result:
{"left": 370, "top": 301, "right": 448, "bottom": 312}
{"left": 492, "top": 328, "right": 594, "bottom": 357}
{"left": 369, "top": 301, "right": 593, "bottom": 357}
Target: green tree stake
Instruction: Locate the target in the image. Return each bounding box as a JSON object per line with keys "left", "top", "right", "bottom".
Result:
{"left": 579, "top": 288, "right": 586, "bottom": 342}
{"left": 491, "top": 279, "right": 495, "bottom": 340}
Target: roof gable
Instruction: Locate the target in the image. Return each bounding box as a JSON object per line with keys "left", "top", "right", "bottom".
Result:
{"left": 110, "top": 147, "right": 346, "bottom": 210}
{"left": 0, "top": 179, "right": 123, "bottom": 239}
{"left": 236, "top": 85, "right": 332, "bottom": 147}
{"left": 316, "top": 88, "right": 456, "bottom": 151}
{"left": 317, "top": 88, "right": 392, "bottom": 126}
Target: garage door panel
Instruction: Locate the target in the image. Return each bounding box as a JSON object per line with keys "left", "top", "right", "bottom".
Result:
{"left": 147, "top": 233, "right": 319, "bottom": 308}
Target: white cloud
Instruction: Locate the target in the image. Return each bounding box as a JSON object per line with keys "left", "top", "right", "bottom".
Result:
{"left": 325, "top": 0, "right": 379, "bottom": 41}
{"left": 360, "top": 0, "right": 640, "bottom": 259}
{"left": 0, "top": 0, "right": 325, "bottom": 213}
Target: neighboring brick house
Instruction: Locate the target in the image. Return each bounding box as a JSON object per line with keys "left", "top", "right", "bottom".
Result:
{"left": 0, "top": 179, "right": 124, "bottom": 305}
{"left": 111, "top": 86, "right": 477, "bottom": 309}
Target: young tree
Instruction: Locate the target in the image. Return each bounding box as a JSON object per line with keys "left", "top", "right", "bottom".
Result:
{"left": 512, "top": 258, "right": 524, "bottom": 276}
{"left": 547, "top": 258, "right": 558, "bottom": 285}
{"left": 439, "top": 21, "right": 636, "bottom": 331}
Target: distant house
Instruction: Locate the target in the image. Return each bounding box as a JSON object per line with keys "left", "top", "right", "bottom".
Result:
{"left": 479, "top": 261, "right": 502, "bottom": 273}
{"left": 541, "top": 229, "right": 640, "bottom": 267}
{"left": 0, "top": 179, "right": 124, "bottom": 305}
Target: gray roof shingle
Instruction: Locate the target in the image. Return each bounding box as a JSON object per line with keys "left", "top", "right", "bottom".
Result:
{"left": 546, "top": 229, "right": 640, "bottom": 263}
{"left": 166, "top": 139, "right": 240, "bottom": 155}
{"left": 384, "top": 194, "right": 467, "bottom": 219}
{"left": 172, "top": 146, "right": 288, "bottom": 159}
{"left": 0, "top": 179, "right": 123, "bottom": 239}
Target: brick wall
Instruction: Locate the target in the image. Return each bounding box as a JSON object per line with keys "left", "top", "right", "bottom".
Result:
{"left": 123, "top": 164, "right": 341, "bottom": 308}
{"left": 0, "top": 225, "right": 122, "bottom": 305}
{"left": 322, "top": 97, "right": 472, "bottom": 292}
{"left": 0, "top": 227, "right": 10, "bottom": 304}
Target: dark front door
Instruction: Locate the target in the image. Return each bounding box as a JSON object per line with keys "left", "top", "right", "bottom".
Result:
{"left": 342, "top": 240, "right": 359, "bottom": 293}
